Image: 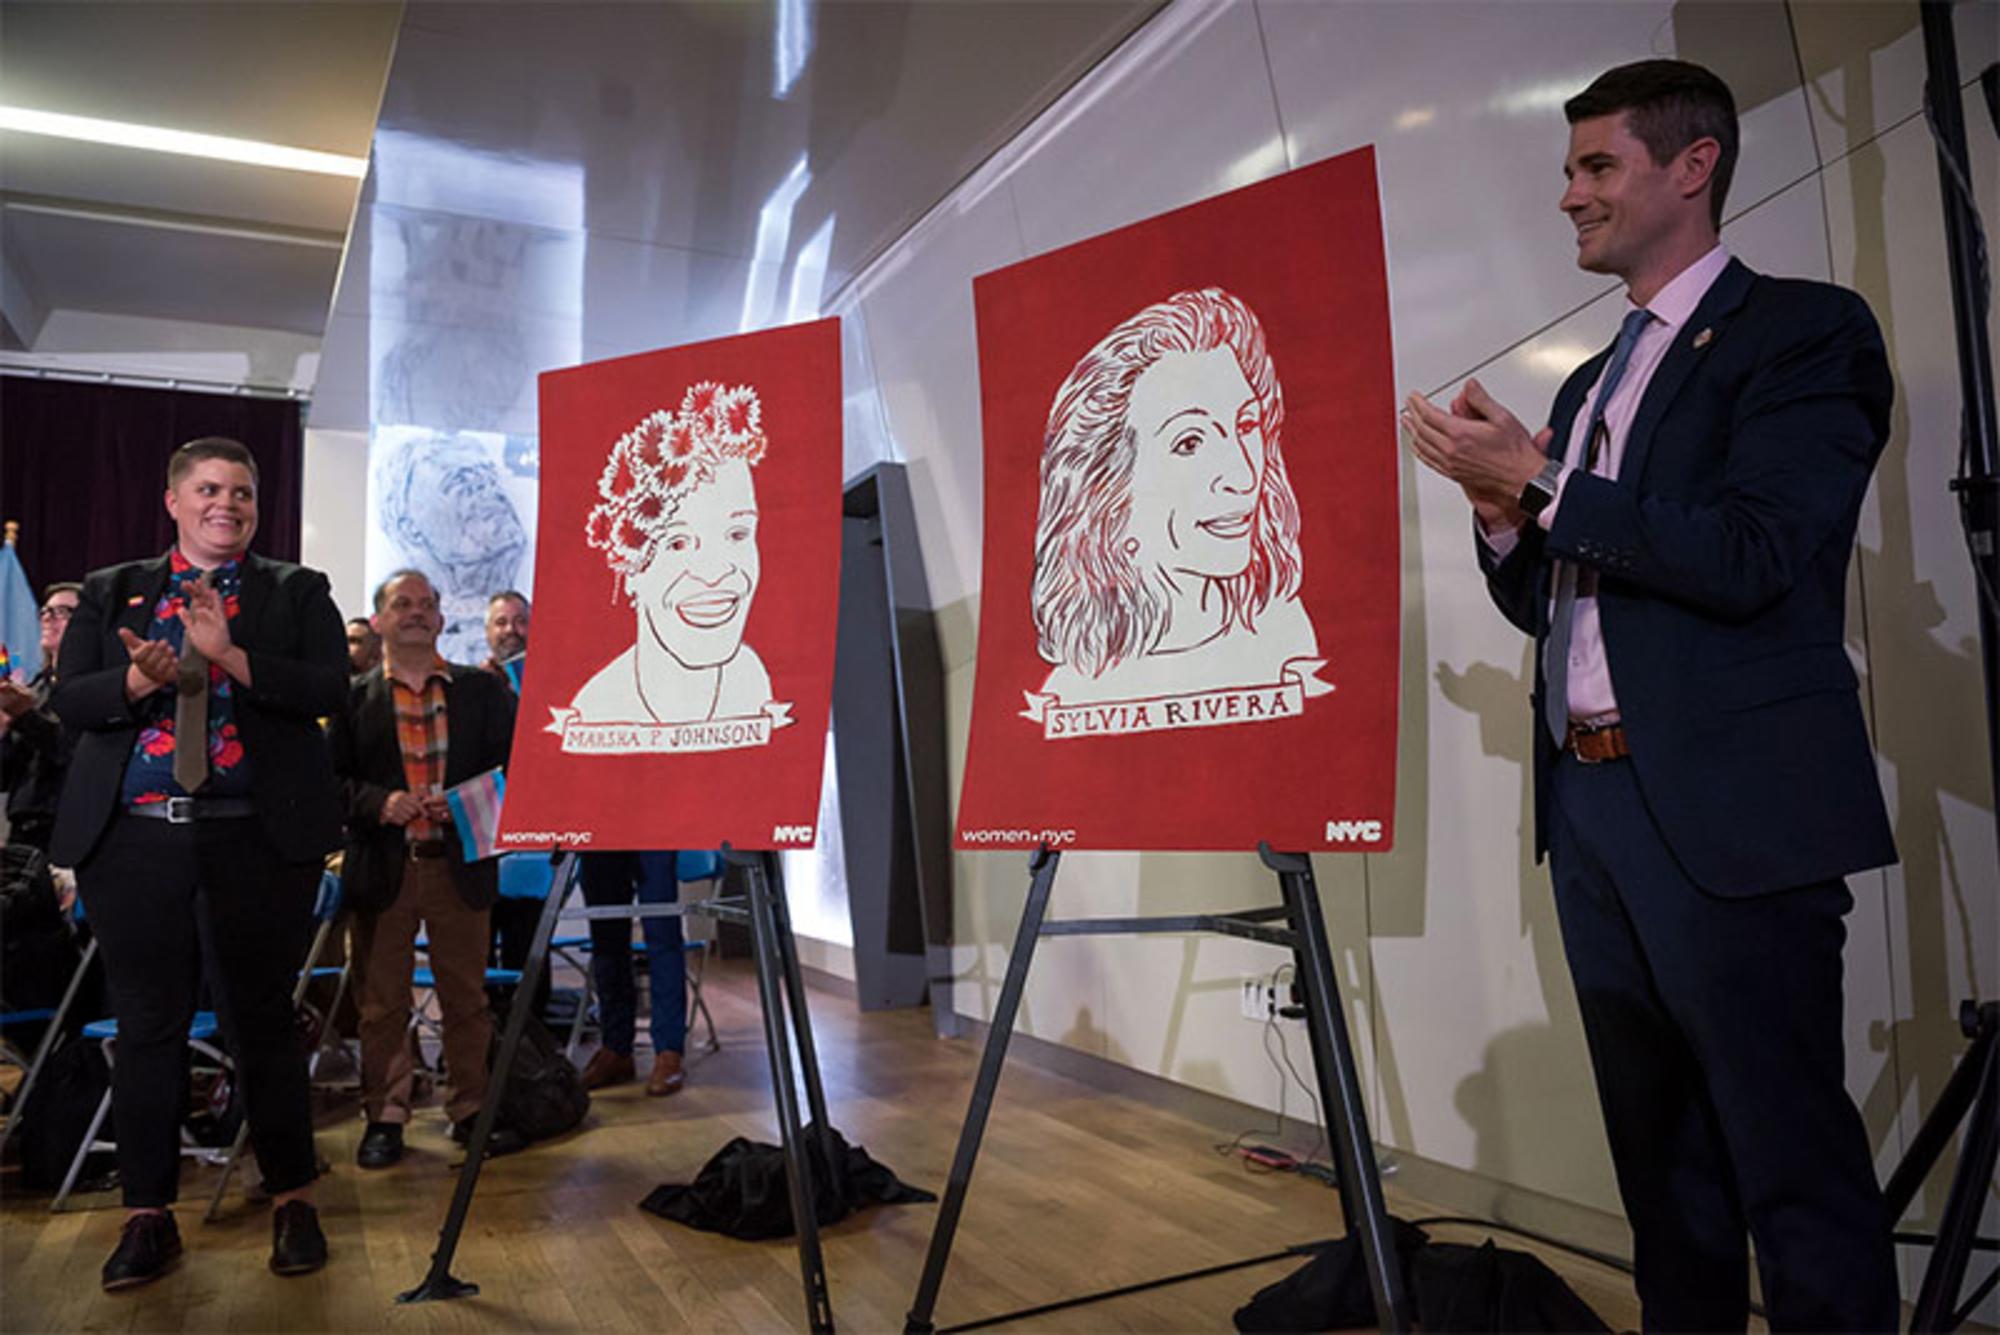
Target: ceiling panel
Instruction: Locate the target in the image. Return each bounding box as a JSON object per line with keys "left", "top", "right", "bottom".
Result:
{"left": 0, "top": 1, "right": 401, "bottom": 155}
{"left": 3, "top": 205, "right": 342, "bottom": 333}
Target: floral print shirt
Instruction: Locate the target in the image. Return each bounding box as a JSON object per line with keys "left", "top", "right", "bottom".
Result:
{"left": 121, "top": 549, "right": 254, "bottom": 804}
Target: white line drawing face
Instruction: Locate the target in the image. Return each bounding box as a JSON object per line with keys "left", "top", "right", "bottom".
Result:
{"left": 631, "top": 457, "right": 761, "bottom": 671}
{"left": 563, "top": 383, "right": 780, "bottom": 736}
{"left": 1029, "top": 288, "right": 1312, "bottom": 716}
{"left": 1125, "top": 345, "right": 1267, "bottom": 585}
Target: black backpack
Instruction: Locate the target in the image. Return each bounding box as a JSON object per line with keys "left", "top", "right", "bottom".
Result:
{"left": 15, "top": 1038, "right": 116, "bottom": 1192}
{"left": 486, "top": 1017, "right": 589, "bottom": 1143}
{"left": 1, "top": 844, "right": 85, "bottom": 1016}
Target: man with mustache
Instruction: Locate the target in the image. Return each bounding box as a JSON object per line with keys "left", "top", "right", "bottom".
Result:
{"left": 331, "top": 568, "right": 522, "bottom": 1168}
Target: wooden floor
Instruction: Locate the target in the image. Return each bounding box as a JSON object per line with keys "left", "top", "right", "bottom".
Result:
{"left": 2, "top": 960, "right": 1644, "bottom": 1332}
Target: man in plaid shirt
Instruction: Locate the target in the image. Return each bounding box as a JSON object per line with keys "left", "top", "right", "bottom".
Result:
{"left": 331, "top": 570, "right": 519, "bottom": 1167}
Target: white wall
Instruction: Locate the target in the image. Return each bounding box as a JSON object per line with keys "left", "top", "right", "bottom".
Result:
{"left": 825, "top": 0, "right": 2000, "bottom": 1293}
{"left": 301, "top": 426, "right": 371, "bottom": 619}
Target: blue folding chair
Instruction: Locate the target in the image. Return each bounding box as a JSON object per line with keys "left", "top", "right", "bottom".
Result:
{"left": 550, "top": 850, "right": 723, "bottom": 1060}
{"left": 54, "top": 1011, "right": 232, "bottom": 1213}
{"left": 0, "top": 896, "right": 100, "bottom": 1155}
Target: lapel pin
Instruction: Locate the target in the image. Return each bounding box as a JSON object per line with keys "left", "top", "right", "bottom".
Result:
{"left": 126, "top": 594, "right": 145, "bottom": 606}
{"left": 1692, "top": 326, "right": 1713, "bottom": 349}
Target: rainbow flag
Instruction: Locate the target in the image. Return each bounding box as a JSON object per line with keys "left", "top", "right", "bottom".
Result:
{"left": 445, "top": 767, "right": 507, "bottom": 863}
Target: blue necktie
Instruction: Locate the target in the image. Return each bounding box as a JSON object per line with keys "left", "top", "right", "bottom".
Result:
{"left": 1544, "top": 308, "right": 1652, "bottom": 747}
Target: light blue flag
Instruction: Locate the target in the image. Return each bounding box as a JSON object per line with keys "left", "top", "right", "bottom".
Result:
{"left": 0, "top": 542, "right": 39, "bottom": 683}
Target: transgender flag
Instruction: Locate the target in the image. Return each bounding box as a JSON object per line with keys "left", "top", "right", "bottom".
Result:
{"left": 446, "top": 767, "right": 507, "bottom": 862}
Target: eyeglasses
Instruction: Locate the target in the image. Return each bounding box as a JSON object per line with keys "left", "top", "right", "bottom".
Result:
{"left": 38, "top": 605, "right": 75, "bottom": 622}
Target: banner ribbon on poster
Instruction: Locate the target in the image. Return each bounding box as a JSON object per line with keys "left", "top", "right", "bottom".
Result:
{"left": 545, "top": 701, "right": 796, "bottom": 754}
{"left": 1020, "top": 658, "right": 1332, "bottom": 740}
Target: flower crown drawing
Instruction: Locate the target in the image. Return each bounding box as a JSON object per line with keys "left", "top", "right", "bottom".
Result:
{"left": 585, "top": 381, "right": 769, "bottom": 582}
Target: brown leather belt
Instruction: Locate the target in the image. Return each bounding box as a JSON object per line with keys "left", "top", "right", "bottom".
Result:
{"left": 406, "top": 839, "right": 451, "bottom": 860}
{"left": 1564, "top": 720, "right": 1630, "bottom": 763}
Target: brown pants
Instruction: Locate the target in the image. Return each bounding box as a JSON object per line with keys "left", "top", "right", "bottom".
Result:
{"left": 353, "top": 858, "right": 493, "bottom": 1124}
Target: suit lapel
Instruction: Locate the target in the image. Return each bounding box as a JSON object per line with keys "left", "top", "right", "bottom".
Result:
{"left": 360, "top": 670, "right": 399, "bottom": 776}
{"left": 117, "top": 557, "right": 173, "bottom": 640}
{"left": 233, "top": 553, "right": 274, "bottom": 652}
{"left": 1620, "top": 259, "right": 1756, "bottom": 485}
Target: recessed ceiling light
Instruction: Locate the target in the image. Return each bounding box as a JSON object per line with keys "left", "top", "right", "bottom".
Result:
{"left": 0, "top": 105, "right": 368, "bottom": 178}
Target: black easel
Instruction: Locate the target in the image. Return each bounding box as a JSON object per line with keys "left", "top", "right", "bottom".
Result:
{"left": 903, "top": 843, "right": 1412, "bottom": 1333}
{"left": 398, "top": 845, "right": 843, "bottom": 1334}
{"left": 1885, "top": 1001, "right": 2000, "bottom": 1331}
{"left": 1899, "top": 6, "right": 2000, "bottom": 1330}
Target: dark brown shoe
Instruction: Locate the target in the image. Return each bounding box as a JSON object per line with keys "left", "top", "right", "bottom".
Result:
{"left": 579, "top": 1047, "right": 635, "bottom": 1090}
{"left": 269, "top": 1200, "right": 327, "bottom": 1276}
{"left": 102, "top": 1211, "right": 182, "bottom": 1292}
{"left": 646, "top": 1050, "right": 685, "bottom": 1097}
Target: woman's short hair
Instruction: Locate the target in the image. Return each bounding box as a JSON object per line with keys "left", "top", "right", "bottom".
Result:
{"left": 1032, "top": 287, "right": 1301, "bottom": 678}
{"left": 586, "top": 381, "right": 767, "bottom": 600}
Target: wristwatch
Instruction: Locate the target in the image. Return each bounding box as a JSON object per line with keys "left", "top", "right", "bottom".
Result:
{"left": 1517, "top": 458, "right": 1565, "bottom": 520}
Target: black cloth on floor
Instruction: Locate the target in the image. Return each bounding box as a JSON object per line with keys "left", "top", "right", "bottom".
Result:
{"left": 1232, "top": 1217, "right": 1610, "bottom": 1333}
{"left": 1234, "top": 1217, "right": 1430, "bottom": 1331}
{"left": 639, "top": 1123, "right": 935, "bottom": 1241}
{"left": 1412, "top": 1239, "right": 1611, "bottom": 1332}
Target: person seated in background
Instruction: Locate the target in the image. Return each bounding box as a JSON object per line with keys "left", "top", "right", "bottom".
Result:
{"left": 345, "top": 617, "right": 382, "bottom": 676}
{"left": 1, "top": 582, "right": 81, "bottom": 851}
{"left": 330, "top": 569, "right": 521, "bottom": 1168}
{"left": 577, "top": 851, "right": 687, "bottom": 1096}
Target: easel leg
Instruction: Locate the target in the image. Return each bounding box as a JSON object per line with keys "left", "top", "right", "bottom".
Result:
{"left": 1262, "top": 845, "right": 1411, "bottom": 1332}
{"left": 399, "top": 850, "right": 577, "bottom": 1303}
{"left": 764, "top": 852, "right": 847, "bottom": 1209}
{"left": 904, "top": 846, "right": 1061, "bottom": 1335}
{"left": 740, "top": 849, "right": 837, "bottom": 1334}
{"left": 1910, "top": 1004, "right": 2000, "bottom": 1331}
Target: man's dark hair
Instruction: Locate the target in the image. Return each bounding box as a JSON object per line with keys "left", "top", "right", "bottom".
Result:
{"left": 1565, "top": 59, "right": 1738, "bottom": 229}
{"left": 373, "top": 568, "right": 434, "bottom": 613}
{"left": 167, "top": 436, "right": 260, "bottom": 488}
{"left": 41, "top": 582, "right": 82, "bottom": 603}
{"left": 487, "top": 590, "right": 530, "bottom": 613}
{"left": 346, "top": 616, "right": 378, "bottom": 632}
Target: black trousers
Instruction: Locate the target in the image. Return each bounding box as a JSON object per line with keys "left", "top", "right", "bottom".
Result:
{"left": 75, "top": 813, "right": 320, "bottom": 1208}
{"left": 1549, "top": 754, "right": 1899, "bottom": 1332}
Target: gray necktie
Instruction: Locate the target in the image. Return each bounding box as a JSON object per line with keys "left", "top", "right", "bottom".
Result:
{"left": 174, "top": 644, "right": 210, "bottom": 793}
{"left": 1544, "top": 307, "right": 1652, "bottom": 747}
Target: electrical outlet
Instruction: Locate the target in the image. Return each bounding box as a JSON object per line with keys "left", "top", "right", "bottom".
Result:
{"left": 1240, "top": 976, "right": 1277, "bottom": 1020}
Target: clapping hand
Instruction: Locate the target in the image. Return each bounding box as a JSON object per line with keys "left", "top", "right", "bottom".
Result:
{"left": 118, "top": 627, "right": 180, "bottom": 701}
{"left": 1402, "top": 378, "right": 1554, "bottom": 524}
{"left": 179, "top": 573, "right": 235, "bottom": 661}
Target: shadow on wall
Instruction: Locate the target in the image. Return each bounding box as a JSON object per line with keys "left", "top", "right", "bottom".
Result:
{"left": 1454, "top": 1022, "right": 1614, "bottom": 1212}
{"left": 1828, "top": 48, "right": 1996, "bottom": 1230}
{"left": 1435, "top": 642, "right": 1580, "bottom": 1042}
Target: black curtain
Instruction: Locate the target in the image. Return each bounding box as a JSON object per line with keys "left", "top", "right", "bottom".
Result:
{"left": 0, "top": 377, "right": 305, "bottom": 592}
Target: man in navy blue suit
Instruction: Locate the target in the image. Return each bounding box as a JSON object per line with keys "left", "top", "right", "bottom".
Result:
{"left": 1405, "top": 60, "right": 1899, "bottom": 1329}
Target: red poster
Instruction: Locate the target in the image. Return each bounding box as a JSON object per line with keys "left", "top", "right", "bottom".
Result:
{"left": 955, "top": 149, "right": 1398, "bottom": 853}
{"left": 497, "top": 319, "right": 841, "bottom": 852}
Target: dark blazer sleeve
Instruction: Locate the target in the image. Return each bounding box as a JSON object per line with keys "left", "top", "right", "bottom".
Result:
{"left": 51, "top": 569, "right": 147, "bottom": 732}
{"left": 240, "top": 567, "right": 349, "bottom": 721}
{"left": 1477, "top": 520, "right": 1545, "bottom": 637}
{"left": 330, "top": 677, "right": 396, "bottom": 825}
{"left": 1543, "top": 288, "right": 1891, "bottom": 622}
